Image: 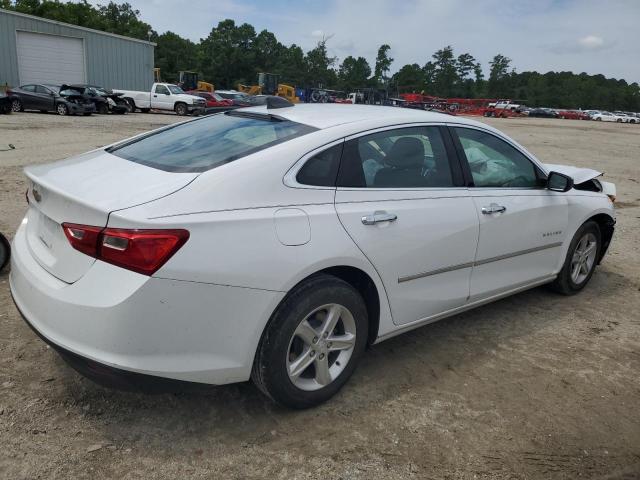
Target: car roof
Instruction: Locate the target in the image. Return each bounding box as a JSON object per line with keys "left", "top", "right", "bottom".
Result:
{"left": 237, "top": 103, "right": 483, "bottom": 130}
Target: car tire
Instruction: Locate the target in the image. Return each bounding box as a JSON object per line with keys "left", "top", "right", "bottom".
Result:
{"left": 11, "top": 98, "right": 22, "bottom": 112}
{"left": 56, "top": 103, "right": 69, "bottom": 116}
{"left": 549, "top": 221, "right": 601, "bottom": 295}
{"left": 174, "top": 103, "right": 188, "bottom": 116}
{"left": 0, "top": 233, "right": 10, "bottom": 273}
{"left": 97, "top": 103, "right": 109, "bottom": 114}
{"left": 251, "top": 273, "right": 368, "bottom": 408}
{"left": 140, "top": 108, "right": 151, "bottom": 113}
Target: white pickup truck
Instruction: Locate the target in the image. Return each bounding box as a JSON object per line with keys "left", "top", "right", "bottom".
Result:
{"left": 113, "top": 83, "right": 206, "bottom": 116}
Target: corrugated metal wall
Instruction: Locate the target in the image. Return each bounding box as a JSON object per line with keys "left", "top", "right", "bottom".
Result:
{"left": 0, "top": 9, "right": 154, "bottom": 90}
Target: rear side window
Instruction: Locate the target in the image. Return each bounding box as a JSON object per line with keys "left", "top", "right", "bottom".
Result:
{"left": 296, "top": 143, "right": 343, "bottom": 186}
{"left": 108, "top": 112, "right": 317, "bottom": 173}
{"left": 337, "top": 126, "right": 454, "bottom": 188}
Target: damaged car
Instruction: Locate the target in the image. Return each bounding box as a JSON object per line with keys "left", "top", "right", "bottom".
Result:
{"left": 8, "top": 84, "right": 95, "bottom": 116}
{"left": 68, "top": 85, "right": 130, "bottom": 114}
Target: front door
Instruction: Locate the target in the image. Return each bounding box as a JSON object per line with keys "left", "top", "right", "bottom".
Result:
{"left": 334, "top": 125, "right": 479, "bottom": 326}
{"left": 151, "top": 84, "right": 172, "bottom": 110}
{"left": 450, "top": 126, "right": 569, "bottom": 300}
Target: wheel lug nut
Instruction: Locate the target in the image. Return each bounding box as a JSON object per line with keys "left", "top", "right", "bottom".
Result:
{"left": 323, "top": 332, "right": 328, "bottom": 339}
{"left": 327, "top": 342, "right": 332, "bottom": 348}
{"left": 319, "top": 353, "right": 325, "bottom": 360}
{"left": 312, "top": 336, "right": 318, "bottom": 344}
{"left": 310, "top": 350, "right": 315, "bottom": 357}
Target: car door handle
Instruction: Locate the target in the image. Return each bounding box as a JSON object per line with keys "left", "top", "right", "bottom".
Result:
{"left": 361, "top": 211, "right": 398, "bottom": 225}
{"left": 481, "top": 203, "right": 507, "bottom": 214}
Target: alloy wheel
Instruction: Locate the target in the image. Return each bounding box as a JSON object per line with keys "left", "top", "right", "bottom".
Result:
{"left": 11, "top": 99, "right": 21, "bottom": 112}
{"left": 57, "top": 103, "right": 68, "bottom": 115}
{"left": 286, "top": 303, "right": 357, "bottom": 391}
{"left": 570, "top": 233, "right": 597, "bottom": 284}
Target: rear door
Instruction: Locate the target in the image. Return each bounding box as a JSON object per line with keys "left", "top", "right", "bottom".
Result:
{"left": 334, "top": 125, "right": 479, "bottom": 326}
{"left": 450, "top": 126, "right": 569, "bottom": 300}
{"left": 17, "top": 85, "right": 38, "bottom": 109}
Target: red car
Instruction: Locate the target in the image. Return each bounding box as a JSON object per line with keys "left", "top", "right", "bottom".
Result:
{"left": 557, "top": 110, "right": 590, "bottom": 120}
{"left": 186, "top": 91, "right": 234, "bottom": 108}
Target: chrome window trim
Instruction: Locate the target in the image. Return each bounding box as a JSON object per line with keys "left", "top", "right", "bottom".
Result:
{"left": 283, "top": 138, "right": 345, "bottom": 190}
{"left": 445, "top": 122, "right": 550, "bottom": 180}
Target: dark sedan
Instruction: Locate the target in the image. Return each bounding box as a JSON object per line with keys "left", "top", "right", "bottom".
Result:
{"left": 8, "top": 84, "right": 95, "bottom": 115}
{"left": 527, "top": 107, "right": 558, "bottom": 119}
{"left": 0, "top": 91, "right": 13, "bottom": 114}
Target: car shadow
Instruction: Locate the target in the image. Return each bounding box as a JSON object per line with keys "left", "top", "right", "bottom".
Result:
{"left": 35, "top": 267, "right": 626, "bottom": 452}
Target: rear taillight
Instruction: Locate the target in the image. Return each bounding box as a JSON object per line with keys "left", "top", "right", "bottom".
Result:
{"left": 62, "top": 223, "right": 189, "bottom": 276}
{"left": 62, "top": 223, "right": 103, "bottom": 257}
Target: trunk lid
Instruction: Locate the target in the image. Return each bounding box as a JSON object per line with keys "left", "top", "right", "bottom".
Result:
{"left": 24, "top": 150, "right": 198, "bottom": 283}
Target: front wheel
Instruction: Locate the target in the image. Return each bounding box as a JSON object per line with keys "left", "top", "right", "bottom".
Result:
{"left": 252, "top": 274, "right": 368, "bottom": 408}
{"left": 56, "top": 103, "right": 69, "bottom": 116}
{"left": 549, "top": 221, "right": 601, "bottom": 295}
{"left": 97, "top": 103, "right": 109, "bottom": 114}
{"left": 11, "top": 99, "right": 22, "bottom": 112}
{"left": 174, "top": 103, "right": 188, "bottom": 116}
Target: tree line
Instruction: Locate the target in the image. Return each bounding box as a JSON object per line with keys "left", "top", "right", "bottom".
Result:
{"left": 3, "top": 0, "right": 639, "bottom": 111}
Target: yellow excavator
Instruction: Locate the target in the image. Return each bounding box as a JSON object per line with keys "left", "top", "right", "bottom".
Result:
{"left": 179, "top": 71, "right": 214, "bottom": 92}
{"left": 238, "top": 73, "right": 299, "bottom": 103}
{"left": 153, "top": 69, "right": 214, "bottom": 92}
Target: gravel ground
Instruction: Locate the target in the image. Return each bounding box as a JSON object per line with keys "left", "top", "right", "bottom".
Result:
{"left": 0, "top": 111, "right": 639, "bottom": 479}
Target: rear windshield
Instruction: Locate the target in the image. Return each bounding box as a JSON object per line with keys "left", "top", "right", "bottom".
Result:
{"left": 108, "top": 112, "right": 317, "bottom": 173}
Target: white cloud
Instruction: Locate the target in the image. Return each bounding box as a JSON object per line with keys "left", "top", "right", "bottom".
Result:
{"left": 578, "top": 35, "right": 605, "bottom": 49}
{"left": 311, "top": 30, "right": 325, "bottom": 38}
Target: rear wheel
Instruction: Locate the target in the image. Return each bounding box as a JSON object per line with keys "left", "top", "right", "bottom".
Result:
{"left": 549, "top": 221, "right": 601, "bottom": 295}
{"left": 0, "top": 233, "right": 10, "bottom": 273}
{"left": 252, "top": 274, "right": 368, "bottom": 408}
{"left": 56, "top": 103, "right": 68, "bottom": 116}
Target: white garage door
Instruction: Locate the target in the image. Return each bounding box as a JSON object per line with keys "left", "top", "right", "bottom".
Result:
{"left": 16, "top": 31, "right": 86, "bottom": 85}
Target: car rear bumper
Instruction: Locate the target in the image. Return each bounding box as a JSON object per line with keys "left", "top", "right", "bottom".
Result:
{"left": 10, "top": 219, "right": 284, "bottom": 386}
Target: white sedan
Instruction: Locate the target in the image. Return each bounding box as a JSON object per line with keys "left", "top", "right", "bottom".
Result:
{"left": 10, "top": 103, "right": 616, "bottom": 408}
{"left": 591, "top": 111, "right": 624, "bottom": 122}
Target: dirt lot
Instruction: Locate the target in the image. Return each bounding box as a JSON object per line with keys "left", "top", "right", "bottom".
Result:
{"left": 0, "top": 111, "right": 639, "bottom": 479}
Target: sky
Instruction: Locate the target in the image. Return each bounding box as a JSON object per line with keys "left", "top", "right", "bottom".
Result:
{"left": 102, "top": 0, "right": 640, "bottom": 83}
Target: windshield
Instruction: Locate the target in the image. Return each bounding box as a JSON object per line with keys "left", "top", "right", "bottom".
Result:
{"left": 168, "top": 85, "right": 185, "bottom": 94}
{"left": 108, "top": 112, "right": 317, "bottom": 173}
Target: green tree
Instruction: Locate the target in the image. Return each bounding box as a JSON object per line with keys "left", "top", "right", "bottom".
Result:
{"left": 431, "top": 46, "right": 458, "bottom": 97}
{"left": 304, "top": 38, "right": 337, "bottom": 87}
{"left": 154, "top": 32, "right": 198, "bottom": 83}
{"left": 393, "top": 63, "right": 424, "bottom": 92}
{"left": 337, "top": 56, "right": 371, "bottom": 92}
{"left": 487, "top": 54, "right": 512, "bottom": 97}
{"left": 374, "top": 44, "right": 393, "bottom": 85}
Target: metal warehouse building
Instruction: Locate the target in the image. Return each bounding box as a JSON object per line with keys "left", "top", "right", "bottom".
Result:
{"left": 0, "top": 9, "right": 154, "bottom": 90}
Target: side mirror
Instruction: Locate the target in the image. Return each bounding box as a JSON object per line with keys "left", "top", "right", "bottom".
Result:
{"left": 547, "top": 171, "right": 573, "bottom": 192}
{"left": 164, "top": 92, "right": 171, "bottom": 96}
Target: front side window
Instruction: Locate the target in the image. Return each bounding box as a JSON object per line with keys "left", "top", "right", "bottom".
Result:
{"left": 155, "top": 85, "right": 170, "bottom": 95}
{"left": 35, "top": 85, "right": 51, "bottom": 94}
{"left": 108, "top": 112, "right": 317, "bottom": 173}
{"left": 337, "top": 126, "right": 454, "bottom": 188}
{"left": 21, "top": 85, "right": 36, "bottom": 92}
{"left": 454, "top": 128, "right": 539, "bottom": 188}
{"left": 168, "top": 85, "right": 185, "bottom": 95}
